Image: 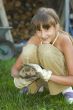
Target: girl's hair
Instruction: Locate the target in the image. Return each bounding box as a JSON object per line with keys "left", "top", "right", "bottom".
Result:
{"left": 31, "top": 7, "right": 60, "bottom": 30}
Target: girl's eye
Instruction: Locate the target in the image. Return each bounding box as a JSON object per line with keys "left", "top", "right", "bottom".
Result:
{"left": 43, "top": 25, "right": 50, "bottom": 30}
{"left": 36, "top": 25, "right": 41, "bottom": 31}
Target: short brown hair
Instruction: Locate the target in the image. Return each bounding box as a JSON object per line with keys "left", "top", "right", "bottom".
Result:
{"left": 31, "top": 7, "right": 60, "bottom": 28}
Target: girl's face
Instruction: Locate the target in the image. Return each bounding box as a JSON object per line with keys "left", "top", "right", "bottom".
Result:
{"left": 35, "top": 24, "right": 57, "bottom": 42}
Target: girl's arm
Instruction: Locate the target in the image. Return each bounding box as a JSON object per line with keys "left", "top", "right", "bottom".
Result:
{"left": 11, "top": 36, "right": 38, "bottom": 77}
{"left": 11, "top": 55, "right": 23, "bottom": 77}
{"left": 50, "top": 75, "right": 73, "bottom": 86}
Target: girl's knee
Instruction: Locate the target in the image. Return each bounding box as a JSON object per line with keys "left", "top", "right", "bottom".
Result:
{"left": 21, "top": 44, "right": 39, "bottom": 64}
{"left": 38, "top": 44, "right": 55, "bottom": 58}
{"left": 38, "top": 44, "right": 67, "bottom": 76}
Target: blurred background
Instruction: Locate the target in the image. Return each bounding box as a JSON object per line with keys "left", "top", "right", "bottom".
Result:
{"left": 3, "top": 0, "right": 73, "bottom": 43}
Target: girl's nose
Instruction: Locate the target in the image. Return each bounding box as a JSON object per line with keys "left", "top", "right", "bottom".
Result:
{"left": 40, "top": 27, "right": 44, "bottom": 37}
{"left": 40, "top": 31, "right": 44, "bottom": 38}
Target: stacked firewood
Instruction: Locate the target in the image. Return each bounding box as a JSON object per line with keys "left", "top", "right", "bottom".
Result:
{"left": 4, "top": 0, "right": 46, "bottom": 42}
{"left": 4, "top": 0, "right": 65, "bottom": 42}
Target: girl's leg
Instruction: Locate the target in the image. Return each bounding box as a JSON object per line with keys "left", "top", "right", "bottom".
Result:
{"left": 38, "top": 44, "right": 69, "bottom": 95}
{"left": 21, "top": 44, "right": 39, "bottom": 64}
{"left": 14, "top": 44, "right": 44, "bottom": 94}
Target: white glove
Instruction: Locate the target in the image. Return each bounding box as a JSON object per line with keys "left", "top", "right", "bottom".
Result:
{"left": 28, "top": 64, "right": 52, "bottom": 82}
{"left": 40, "top": 69, "right": 52, "bottom": 82}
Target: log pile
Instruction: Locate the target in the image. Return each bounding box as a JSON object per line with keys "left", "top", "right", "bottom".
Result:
{"left": 4, "top": 0, "right": 47, "bottom": 42}
{"left": 4, "top": 0, "right": 64, "bottom": 42}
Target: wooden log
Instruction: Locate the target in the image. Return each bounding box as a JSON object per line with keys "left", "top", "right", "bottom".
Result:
{"left": 4, "top": 0, "right": 65, "bottom": 42}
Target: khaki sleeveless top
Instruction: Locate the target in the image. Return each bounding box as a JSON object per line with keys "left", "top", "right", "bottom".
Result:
{"left": 59, "top": 30, "right": 73, "bottom": 45}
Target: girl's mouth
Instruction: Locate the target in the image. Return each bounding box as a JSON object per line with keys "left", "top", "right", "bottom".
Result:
{"left": 41, "top": 36, "right": 49, "bottom": 40}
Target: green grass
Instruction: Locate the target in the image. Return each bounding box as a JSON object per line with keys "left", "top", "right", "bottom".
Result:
{"left": 0, "top": 59, "right": 73, "bottom": 110}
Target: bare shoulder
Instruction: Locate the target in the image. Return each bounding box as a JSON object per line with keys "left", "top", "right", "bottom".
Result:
{"left": 27, "top": 36, "right": 36, "bottom": 43}
{"left": 27, "top": 36, "right": 40, "bottom": 45}
{"left": 59, "top": 32, "right": 73, "bottom": 51}
{"left": 59, "top": 31, "right": 73, "bottom": 75}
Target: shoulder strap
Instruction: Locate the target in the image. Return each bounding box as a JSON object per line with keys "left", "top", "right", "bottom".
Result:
{"left": 59, "top": 30, "right": 73, "bottom": 45}
{"left": 52, "top": 32, "right": 59, "bottom": 45}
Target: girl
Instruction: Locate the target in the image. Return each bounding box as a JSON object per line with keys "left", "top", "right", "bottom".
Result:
{"left": 11, "top": 7, "right": 73, "bottom": 104}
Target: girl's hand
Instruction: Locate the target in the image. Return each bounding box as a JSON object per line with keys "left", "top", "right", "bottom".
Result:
{"left": 11, "top": 66, "right": 19, "bottom": 78}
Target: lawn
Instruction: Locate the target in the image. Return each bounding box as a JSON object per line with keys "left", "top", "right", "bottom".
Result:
{"left": 0, "top": 59, "right": 73, "bottom": 110}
